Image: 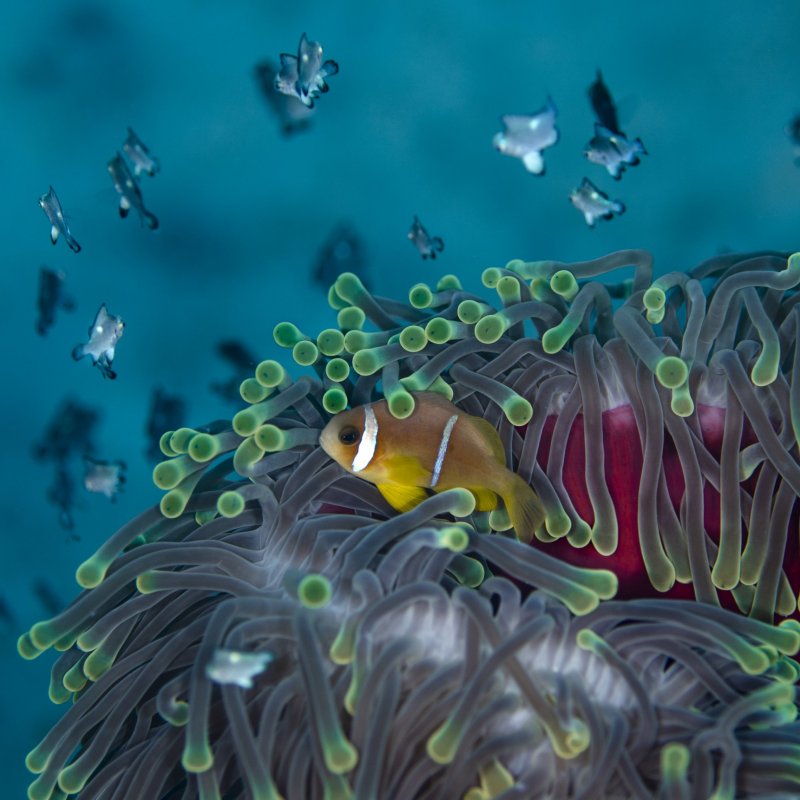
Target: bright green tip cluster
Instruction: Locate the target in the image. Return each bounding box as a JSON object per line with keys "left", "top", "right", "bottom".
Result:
{"left": 550, "top": 270, "right": 578, "bottom": 300}
{"left": 399, "top": 325, "right": 427, "bottom": 352}
{"left": 409, "top": 282, "right": 434, "bottom": 309}
{"left": 474, "top": 314, "right": 507, "bottom": 344}
{"left": 255, "top": 360, "right": 286, "bottom": 388}
{"left": 298, "top": 574, "right": 333, "bottom": 608}
{"left": 655, "top": 356, "right": 689, "bottom": 389}
{"left": 217, "top": 490, "right": 245, "bottom": 518}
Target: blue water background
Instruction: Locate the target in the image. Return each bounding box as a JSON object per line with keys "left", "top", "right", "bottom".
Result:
{"left": 3, "top": 1, "right": 800, "bottom": 795}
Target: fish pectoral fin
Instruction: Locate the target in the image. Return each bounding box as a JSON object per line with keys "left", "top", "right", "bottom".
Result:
{"left": 377, "top": 482, "right": 429, "bottom": 513}
{"left": 522, "top": 151, "right": 543, "bottom": 174}
{"left": 468, "top": 488, "right": 499, "bottom": 512}
{"left": 50, "top": 225, "right": 59, "bottom": 244}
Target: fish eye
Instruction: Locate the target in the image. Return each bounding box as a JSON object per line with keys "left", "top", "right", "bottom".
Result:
{"left": 338, "top": 425, "right": 360, "bottom": 446}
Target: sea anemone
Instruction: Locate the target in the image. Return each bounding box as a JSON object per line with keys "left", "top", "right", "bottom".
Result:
{"left": 20, "top": 249, "right": 800, "bottom": 798}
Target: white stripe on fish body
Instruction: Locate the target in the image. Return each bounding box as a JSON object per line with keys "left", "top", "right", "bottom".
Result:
{"left": 430, "top": 414, "right": 459, "bottom": 488}
{"left": 352, "top": 404, "right": 378, "bottom": 472}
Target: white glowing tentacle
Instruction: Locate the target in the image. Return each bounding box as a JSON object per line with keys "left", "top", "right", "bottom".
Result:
{"left": 430, "top": 414, "right": 458, "bottom": 488}
{"left": 352, "top": 405, "right": 378, "bottom": 472}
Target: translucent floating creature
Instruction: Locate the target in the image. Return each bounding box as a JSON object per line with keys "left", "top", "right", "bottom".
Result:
{"left": 122, "top": 127, "right": 160, "bottom": 178}
{"left": 408, "top": 215, "right": 444, "bottom": 259}
{"left": 584, "top": 123, "right": 646, "bottom": 180}
{"left": 492, "top": 97, "right": 559, "bottom": 175}
{"left": 254, "top": 59, "right": 314, "bottom": 135}
{"left": 72, "top": 303, "right": 125, "bottom": 379}
{"left": 83, "top": 457, "right": 126, "bottom": 500}
{"left": 569, "top": 176, "right": 625, "bottom": 226}
{"left": 107, "top": 152, "right": 159, "bottom": 229}
{"left": 274, "top": 33, "right": 338, "bottom": 109}
{"left": 206, "top": 648, "right": 273, "bottom": 688}
{"left": 38, "top": 185, "right": 81, "bottom": 253}
{"left": 35, "top": 266, "right": 74, "bottom": 336}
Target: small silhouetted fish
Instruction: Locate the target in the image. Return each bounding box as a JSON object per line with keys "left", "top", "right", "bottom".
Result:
{"left": 146, "top": 387, "right": 186, "bottom": 461}
{"left": 587, "top": 70, "right": 619, "bottom": 134}
{"left": 47, "top": 463, "right": 77, "bottom": 534}
{"left": 108, "top": 152, "right": 158, "bottom": 229}
{"left": 36, "top": 266, "right": 75, "bottom": 336}
{"left": 83, "top": 456, "right": 126, "bottom": 500}
{"left": 275, "top": 33, "right": 338, "bottom": 108}
{"left": 31, "top": 579, "right": 63, "bottom": 617}
{"left": 122, "top": 127, "right": 160, "bottom": 177}
{"left": 33, "top": 398, "right": 99, "bottom": 463}
{"left": 492, "top": 98, "right": 559, "bottom": 175}
{"left": 254, "top": 60, "right": 313, "bottom": 135}
{"left": 72, "top": 303, "right": 125, "bottom": 379}
{"left": 569, "top": 178, "right": 625, "bottom": 227}
{"left": 206, "top": 648, "right": 273, "bottom": 688}
{"left": 39, "top": 186, "right": 81, "bottom": 253}
{"left": 584, "top": 124, "right": 646, "bottom": 179}
{"left": 313, "top": 224, "right": 368, "bottom": 289}
{"left": 0, "top": 596, "right": 17, "bottom": 632}
{"left": 408, "top": 216, "right": 444, "bottom": 260}
{"left": 786, "top": 114, "right": 800, "bottom": 166}
{"left": 210, "top": 340, "right": 258, "bottom": 404}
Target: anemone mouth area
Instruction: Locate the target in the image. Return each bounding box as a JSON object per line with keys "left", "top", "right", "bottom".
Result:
{"left": 23, "top": 249, "right": 800, "bottom": 799}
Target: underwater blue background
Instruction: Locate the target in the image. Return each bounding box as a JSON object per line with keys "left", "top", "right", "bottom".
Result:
{"left": 4, "top": 0, "right": 800, "bottom": 795}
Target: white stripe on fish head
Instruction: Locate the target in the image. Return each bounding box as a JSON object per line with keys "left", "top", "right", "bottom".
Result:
{"left": 430, "top": 414, "right": 459, "bottom": 488}
{"left": 352, "top": 404, "right": 378, "bottom": 473}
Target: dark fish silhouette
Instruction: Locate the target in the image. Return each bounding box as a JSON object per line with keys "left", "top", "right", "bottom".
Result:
{"left": 36, "top": 266, "right": 75, "bottom": 336}
{"left": 313, "top": 224, "right": 368, "bottom": 289}
{"left": 587, "top": 70, "right": 619, "bottom": 133}
{"left": 145, "top": 387, "right": 187, "bottom": 461}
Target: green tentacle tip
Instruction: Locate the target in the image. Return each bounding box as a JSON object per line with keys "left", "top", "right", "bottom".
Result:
{"left": 646, "top": 307, "right": 665, "bottom": 325}
{"left": 446, "top": 488, "right": 477, "bottom": 517}
{"left": 457, "top": 299, "right": 484, "bottom": 324}
{"left": 324, "top": 736, "right": 359, "bottom": 775}
{"left": 551, "top": 719, "right": 590, "bottom": 759}
{"left": 337, "top": 306, "right": 366, "bottom": 331}
{"left": 317, "top": 328, "right": 345, "bottom": 356}
{"left": 25, "top": 746, "right": 49, "bottom": 774}
{"left": 425, "top": 318, "right": 454, "bottom": 344}
{"left": 643, "top": 286, "right": 666, "bottom": 311}
{"left": 399, "top": 325, "right": 427, "bottom": 352}
{"left": 584, "top": 569, "right": 618, "bottom": 600}
{"left": 254, "top": 424, "right": 283, "bottom": 451}
{"left": 545, "top": 511, "right": 571, "bottom": 538}
{"left": 18, "top": 632, "right": 43, "bottom": 660}
{"left": 323, "top": 388, "right": 348, "bottom": 414}
{"left": 448, "top": 555, "right": 484, "bottom": 588}
{"left": 655, "top": 356, "right": 688, "bottom": 389}
{"left": 409, "top": 283, "right": 433, "bottom": 308}
{"left": 751, "top": 346, "right": 779, "bottom": 387}
{"left": 481, "top": 267, "right": 503, "bottom": 288}
{"left": 169, "top": 428, "right": 196, "bottom": 453}
{"left": 83, "top": 647, "right": 114, "bottom": 681}
{"left": 661, "top": 743, "right": 690, "bottom": 777}
{"left": 327, "top": 284, "right": 348, "bottom": 310}
{"left": 541, "top": 324, "right": 570, "bottom": 354}
{"left": 474, "top": 314, "right": 507, "bottom": 344}
{"left": 217, "top": 491, "right": 245, "bottom": 518}
{"left": 576, "top": 628, "right": 603, "bottom": 652}
{"left": 437, "top": 525, "right": 470, "bottom": 552}
{"left": 233, "top": 408, "right": 260, "bottom": 437}
{"left": 153, "top": 458, "right": 188, "bottom": 490}
{"left": 187, "top": 433, "right": 220, "bottom": 463}
{"left": 335, "top": 272, "right": 367, "bottom": 303}
{"left": 670, "top": 382, "right": 694, "bottom": 417}
{"left": 159, "top": 431, "right": 178, "bottom": 457}
{"left": 273, "top": 321, "right": 305, "bottom": 348}
{"left": 239, "top": 378, "right": 270, "bottom": 404}
{"left": 292, "top": 340, "right": 319, "bottom": 366}
{"left": 426, "top": 720, "right": 462, "bottom": 765}
{"left": 255, "top": 360, "right": 285, "bottom": 388}
{"left": 352, "top": 349, "right": 382, "bottom": 376}
{"left": 182, "top": 742, "right": 214, "bottom": 773}
{"left": 437, "top": 274, "right": 461, "bottom": 290}
{"left": 76, "top": 557, "right": 107, "bottom": 588}
{"left": 298, "top": 574, "right": 332, "bottom": 608}
{"left": 325, "top": 357, "right": 351, "bottom": 382}
{"left": 29, "top": 621, "right": 57, "bottom": 651}
{"left": 550, "top": 270, "right": 578, "bottom": 300}
{"left": 387, "top": 389, "right": 415, "bottom": 419}
{"left": 160, "top": 490, "right": 189, "bottom": 519}
{"left": 496, "top": 275, "right": 521, "bottom": 304}
{"left": 329, "top": 625, "right": 355, "bottom": 665}
{"left": 502, "top": 396, "right": 533, "bottom": 426}
{"left": 136, "top": 571, "right": 160, "bottom": 594}
{"left": 62, "top": 661, "right": 87, "bottom": 692}
{"left": 57, "top": 762, "right": 90, "bottom": 794}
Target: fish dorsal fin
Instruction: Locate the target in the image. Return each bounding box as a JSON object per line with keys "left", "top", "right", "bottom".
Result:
{"left": 381, "top": 454, "right": 432, "bottom": 486}
{"left": 377, "top": 482, "right": 430, "bottom": 513}
{"left": 464, "top": 416, "right": 506, "bottom": 465}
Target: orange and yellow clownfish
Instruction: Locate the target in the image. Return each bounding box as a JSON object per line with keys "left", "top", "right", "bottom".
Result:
{"left": 319, "top": 392, "right": 544, "bottom": 542}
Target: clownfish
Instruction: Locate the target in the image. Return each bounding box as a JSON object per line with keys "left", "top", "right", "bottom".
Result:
{"left": 319, "top": 392, "right": 544, "bottom": 542}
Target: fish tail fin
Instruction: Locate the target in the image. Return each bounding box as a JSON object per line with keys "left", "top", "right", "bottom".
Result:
{"left": 432, "top": 237, "right": 444, "bottom": 253}
{"left": 67, "top": 236, "right": 81, "bottom": 253}
{"left": 614, "top": 200, "right": 626, "bottom": 215}
{"left": 71, "top": 344, "right": 84, "bottom": 361}
{"left": 145, "top": 211, "right": 159, "bottom": 230}
{"left": 635, "top": 138, "right": 647, "bottom": 155}
{"left": 499, "top": 472, "right": 545, "bottom": 544}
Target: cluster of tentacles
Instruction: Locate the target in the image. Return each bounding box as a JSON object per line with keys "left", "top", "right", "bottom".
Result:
{"left": 20, "top": 249, "right": 800, "bottom": 799}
